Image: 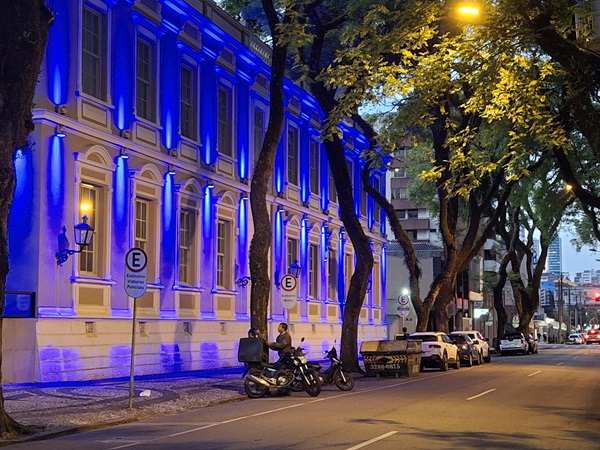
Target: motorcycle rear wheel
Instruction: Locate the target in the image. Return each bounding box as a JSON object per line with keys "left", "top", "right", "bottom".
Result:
{"left": 244, "top": 377, "right": 270, "bottom": 398}
{"left": 333, "top": 371, "right": 355, "bottom": 391}
{"left": 303, "top": 372, "right": 322, "bottom": 397}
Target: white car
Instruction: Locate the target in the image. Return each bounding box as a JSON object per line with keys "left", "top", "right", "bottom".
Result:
{"left": 567, "top": 333, "right": 583, "bottom": 345}
{"left": 408, "top": 332, "right": 460, "bottom": 371}
{"left": 449, "top": 330, "right": 492, "bottom": 363}
{"left": 499, "top": 333, "right": 528, "bottom": 356}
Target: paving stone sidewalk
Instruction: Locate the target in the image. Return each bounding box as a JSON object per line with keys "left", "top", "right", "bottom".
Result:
{"left": 1, "top": 368, "right": 246, "bottom": 445}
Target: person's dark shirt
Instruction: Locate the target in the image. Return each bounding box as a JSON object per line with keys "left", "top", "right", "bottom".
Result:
{"left": 269, "top": 331, "right": 292, "bottom": 357}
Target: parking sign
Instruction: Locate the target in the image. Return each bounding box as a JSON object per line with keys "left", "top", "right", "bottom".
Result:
{"left": 124, "top": 248, "right": 148, "bottom": 298}
{"left": 280, "top": 274, "right": 298, "bottom": 309}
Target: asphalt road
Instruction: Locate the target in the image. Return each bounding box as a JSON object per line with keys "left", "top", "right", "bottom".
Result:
{"left": 11, "top": 344, "right": 600, "bottom": 449}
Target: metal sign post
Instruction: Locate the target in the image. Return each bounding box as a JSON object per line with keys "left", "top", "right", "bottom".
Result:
{"left": 124, "top": 247, "right": 148, "bottom": 410}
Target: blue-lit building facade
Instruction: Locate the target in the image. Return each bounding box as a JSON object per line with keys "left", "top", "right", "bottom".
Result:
{"left": 5, "top": 0, "right": 388, "bottom": 382}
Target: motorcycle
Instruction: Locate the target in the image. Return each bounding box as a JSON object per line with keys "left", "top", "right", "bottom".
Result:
{"left": 292, "top": 342, "right": 354, "bottom": 391}
{"left": 242, "top": 337, "right": 321, "bottom": 398}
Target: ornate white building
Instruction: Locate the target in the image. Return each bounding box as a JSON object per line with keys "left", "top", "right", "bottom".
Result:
{"left": 4, "top": 0, "right": 388, "bottom": 383}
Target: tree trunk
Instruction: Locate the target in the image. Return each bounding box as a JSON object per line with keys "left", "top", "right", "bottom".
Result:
{"left": 434, "top": 279, "right": 455, "bottom": 333}
{"left": 248, "top": 0, "right": 291, "bottom": 339}
{"left": 321, "top": 133, "right": 373, "bottom": 373}
{"left": 0, "top": 0, "right": 52, "bottom": 438}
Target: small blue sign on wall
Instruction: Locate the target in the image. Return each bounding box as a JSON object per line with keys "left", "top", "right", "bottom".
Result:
{"left": 3, "top": 291, "right": 35, "bottom": 318}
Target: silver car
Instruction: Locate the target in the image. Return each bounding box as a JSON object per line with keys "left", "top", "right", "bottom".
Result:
{"left": 450, "top": 331, "right": 492, "bottom": 363}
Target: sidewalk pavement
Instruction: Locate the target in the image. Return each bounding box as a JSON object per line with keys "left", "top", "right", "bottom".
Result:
{"left": 1, "top": 367, "right": 247, "bottom": 445}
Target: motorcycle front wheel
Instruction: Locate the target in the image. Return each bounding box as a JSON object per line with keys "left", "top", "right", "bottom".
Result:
{"left": 244, "top": 377, "right": 270, "bottom": 398}
{"left": 334, "top": 371, "right": 355, "bottom": 391}
{"left": 290, "top": 377, "right": 304, "bottom": 392}
{"left": 303, "top": 372, "right": 322, "bottom": 397}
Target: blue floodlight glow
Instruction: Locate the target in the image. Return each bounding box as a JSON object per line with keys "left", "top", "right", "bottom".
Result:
{"left": 46, "top": 0, "right": 69, "bottom": 105}
{"left": 114, "top": 156, "right": 128, "bottom": 225}
{"left": 274, "top": 208, "right": 283, "bottom": 281}
{"left": 381, "top": 246, "right": 387, "bottom": 303}
{"left": 337, "top": 230, "right": 346, "bottom": 304}
{"left": 237, "top": 82, "right": 249, "bottom": 180}
{"left": 203, "top": 185, "right": 213, "bottom": 240}
{"left": 48, "top": 136, "right": 64, "bottom": 209}
{"left": 112, "top": 7, "right": 134, "bottom": 132}
{"left": 238, "top": 197, "right": 248, "bottom": 269}
{"left": 275, "top": 142, "right": 284, "bottom": 194}
{"left": 301, "top": 130, "right": 309, "bottom": 205}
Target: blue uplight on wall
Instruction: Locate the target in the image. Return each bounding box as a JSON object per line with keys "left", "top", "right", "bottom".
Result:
{"left": 48, "top": 136, "right": 64, "bottom": 209}
{"left": 112, "top": 2, "right": 135, "bottom": 133}
{"left": 114, "top": 155, "right": 128, "bottom": 234}
{"left": 274, "top": 208, "right": 283, "bottom": 286}
{"left": 238, "top": 196, "right": 248, "bottom": 276}
{"left": 203, "top": 184, "right": 214, "bottom": 241}
{"left": 46, "top": 0, "right": 69, "bottom": 106}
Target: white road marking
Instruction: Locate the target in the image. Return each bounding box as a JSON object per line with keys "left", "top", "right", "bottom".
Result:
{"left": 108, "top": 371, "right": 469, "bottom": 449}
{"left": 527, "top": 371, "right": 541, "bottom": 377}
{"left": 556, "top": 362, "right": 564, "bottom": 366}
{"left": 345, "top": 431, "right": 398, "bottom": 450}
{"left": 467, "top": 388, "right": 496, "bottom": 401}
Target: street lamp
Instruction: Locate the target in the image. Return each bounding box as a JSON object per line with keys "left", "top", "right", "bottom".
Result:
{"left": 289, "top": 259, "right": 301, "bottom": 278}
{"left": 55, "top": 216, "right": 95, "bottom": 266}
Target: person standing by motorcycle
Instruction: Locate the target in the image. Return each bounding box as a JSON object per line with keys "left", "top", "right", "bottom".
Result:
{"left": 268, "top": 322, "right": 292, "bottom": 358}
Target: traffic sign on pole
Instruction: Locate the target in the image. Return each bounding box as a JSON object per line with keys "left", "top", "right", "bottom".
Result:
{"left": 397, "top": 294, "right": 410, "bottom": 317}
{"left": 125, "top": 248, "right": 148, "bottom": 298}
{"left": 280, "top": 274, "right": 298, "bottom": 310}
{"left": 124, "top": 247, "right": 148, "bottom": 410}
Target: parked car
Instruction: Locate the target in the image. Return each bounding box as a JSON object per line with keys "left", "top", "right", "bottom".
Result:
{"left": 408, "top": 332, "right": 460, "bottom": 371}
{"left": 499, "top": 333, "right": 528, "bottom": 356}
{"left": 450, "top": 330, "right": 492, "bottom": 363}
{"left": 567, "top": 333, "right": 583, "bottom": 345}
{"left": 525, "top": 334, "right": 539, "bottom": 354}
{"left": 585, "top": 329, "right": 600, "bottom": 344}
{"left": 448, "top": 333, "right": 480, "bottom": 367}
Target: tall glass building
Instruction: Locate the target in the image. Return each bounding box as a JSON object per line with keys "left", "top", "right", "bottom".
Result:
{"left": 547, "top": 238, "right": 562, "bottom": 274}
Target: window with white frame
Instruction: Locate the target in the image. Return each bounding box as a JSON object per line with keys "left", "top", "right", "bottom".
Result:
{"left": 216, "top": 219, "right": 232, "bottom": 289}
{"left": 309, "top": 244, "right": 318, "bottom": 298}
{"left": 178, "top": 209, "right": 197, "bottom": 285}
{"left": 391, "top": 187, "right": 407, "bottom": 200}
{"left": 360, "top": 184, "right": 367, "bottom": 216}
{"left": 393, "top": 167, "right": 407, "bottom": 178}
{"left": 180, "top": 64, "right": 198, "bottom": 140}
{"left": 287, "top": 126, "right": 299, "bottom": 186}
{"left": 345, "top": 253, "right": 354, "bottom": 296}
{"left": 218, "top": 85, "right": 233, "bottom": 157}
{"left": 329, "top": 169, "right": 337, "bottom": 204}
{"left": 253, "top": 107, "right": 265, "bottom": 167}
{"left": 79, "top": 183, "right": 102, "bottom": 275}
{"left": 287, "top": 237, "right": 298, "bottom": 270}
{"left": 135, "top": 198, "right": 157, "bottom": 281}
{"left": 328, "top": 249, "right": 337, "bottom": 300}
{"left": 310, "top": 140, "right": 319, "bottom": 195}
{"left": 81, "top": 4, "right": 107, "bottom": 100}
{"left": 136, "top": 36, "right": 157, "bottom": 122}
{"left": 373, "top": 177, "right": 381, "bottom": 223}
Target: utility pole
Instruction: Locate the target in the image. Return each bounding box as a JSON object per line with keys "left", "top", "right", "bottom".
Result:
{"left": 558, "top": 274, "right": 563, "bottom": 343}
